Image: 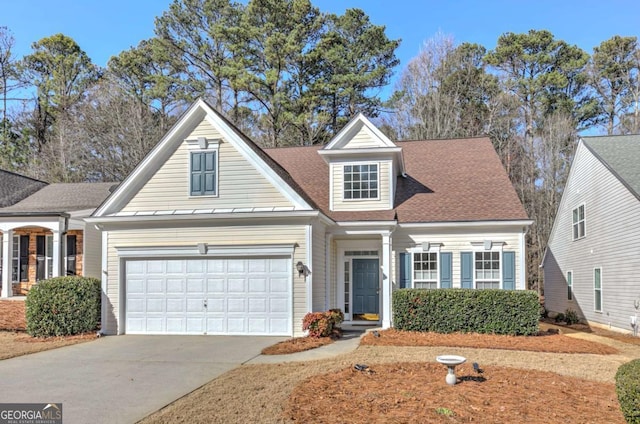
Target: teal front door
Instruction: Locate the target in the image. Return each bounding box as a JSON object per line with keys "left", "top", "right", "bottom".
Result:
{"left": 352, "top": 259, "right": 379, "bottom": 315}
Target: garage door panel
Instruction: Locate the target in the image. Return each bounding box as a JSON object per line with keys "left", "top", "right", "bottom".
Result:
{"left": 125, "top": 257, "right": 291, "bottom": 335}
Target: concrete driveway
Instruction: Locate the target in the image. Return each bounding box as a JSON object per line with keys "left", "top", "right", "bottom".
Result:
{"left": 0, "top": 335, "right": 286, "bottom": 424}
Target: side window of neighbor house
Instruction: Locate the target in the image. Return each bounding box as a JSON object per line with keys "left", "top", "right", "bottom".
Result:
{"left": 594, "top": 267, "right": 602, "bottom": 312}
{"left": 566, "top": 271, "right": 572, "bottom": 300}
{"left": 66, "top": 235, "right": 77, "bottom": 276}
{"left": 572, "top": 205, "right": 585, "bottom": 240}
{"left": 190, "top": 151, "right": 217, "bottom": 196}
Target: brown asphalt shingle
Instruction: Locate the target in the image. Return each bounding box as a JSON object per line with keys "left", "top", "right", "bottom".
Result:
{"left": 266, "top": 137, "right": 528, "bottom": 223}
{"left": 0, "top": 182, "right": 117, "bottom": 214}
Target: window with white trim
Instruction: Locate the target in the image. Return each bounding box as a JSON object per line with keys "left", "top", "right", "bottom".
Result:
{"left": 475, "top": 251, "right": 500, "bottom": 289}
{"left": 567, "top": 270, "right": 573, "bottom": 300}
{"left": 343, "top": 164, "right": 378, "bottom": 200}
{"left": 572, "top": 205, "right": 585, "bottom": 240}
{"left": 413, "top": 252, "right": 438, "bottom": 289}
{"left": 594, "top": 267, "right": 602, "bottom": 312}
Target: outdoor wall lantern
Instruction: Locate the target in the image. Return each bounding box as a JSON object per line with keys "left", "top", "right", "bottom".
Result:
{"left": 296, "top": 261, "right": 310, "bottom": 277}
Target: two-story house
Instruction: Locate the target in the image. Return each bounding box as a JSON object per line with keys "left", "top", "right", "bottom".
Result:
{"left": 89, "top": 99, "right": 531, "bottom": 336}
{"left": 543, "top": 134, "right": 640, "bottom": 333}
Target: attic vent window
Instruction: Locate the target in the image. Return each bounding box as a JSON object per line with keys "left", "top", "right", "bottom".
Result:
{"left": 344, "top": 163, "right": 378, "bottom": 200}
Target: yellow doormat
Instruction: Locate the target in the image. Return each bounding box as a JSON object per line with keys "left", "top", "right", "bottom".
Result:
{"left": 354, "top": 313, "right": 379, "bottom": 321}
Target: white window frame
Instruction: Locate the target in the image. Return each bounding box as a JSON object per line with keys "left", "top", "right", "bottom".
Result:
{"left": 470, "top": 241, "right": 504, "bottom": 289}
{"left": 187, "top": 137, "right": 220, "bottom": 198}
{"left": 410, "top": 243, "right": 442, "bottom": 289}
{"left": 572, "top": 204, "right": 586, "bottom": 240}
{"left": 594, "top": 267, "right": 602, "bottom": 312}
{"left": 566, "top": 270, "right": 573, "bottom": 301}
{"left": 343, "top": 162, "right": 380, "bottom": 201}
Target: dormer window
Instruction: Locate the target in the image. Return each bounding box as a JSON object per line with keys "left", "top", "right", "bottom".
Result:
{"left": 344, "top": 164, "right": 378, "bottom": 200}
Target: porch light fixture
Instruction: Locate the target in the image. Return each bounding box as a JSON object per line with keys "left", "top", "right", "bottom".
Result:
{"left": 296, "top": 261, "right": 310, "bottom": 277}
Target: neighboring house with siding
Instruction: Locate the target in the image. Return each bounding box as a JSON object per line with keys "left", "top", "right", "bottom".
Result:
{"left": 0, "top": 181, "right": 116, "bottom": 297}
{"left": 543, "top": 134, "right": 640, "bottom": 333}
{"left": 88, "top": 98, "right": 531, "bottom": 337}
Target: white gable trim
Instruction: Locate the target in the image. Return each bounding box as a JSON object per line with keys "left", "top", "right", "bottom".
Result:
{"left": 323, "top": 113, "right": 397, "bottom": 150}
{"left": 203, "top": 112, "right": 311, "bottom": 210}
{"left": 93, "top": 99, "right": 312, "bottom": 217}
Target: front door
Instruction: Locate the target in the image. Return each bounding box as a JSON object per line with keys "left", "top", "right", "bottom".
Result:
{"left": 352, "top": 258, "right": 379, "bottom": 319}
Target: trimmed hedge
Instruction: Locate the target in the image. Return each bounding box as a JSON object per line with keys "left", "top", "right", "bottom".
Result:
{"left": 616, "top": 359, "right": 640, "bottom": 423}
{"left": 26, "top": 276, "right": 101, "bottom": 337}
{"left": 393, "top": 288, "right": 539, "bottom": 336}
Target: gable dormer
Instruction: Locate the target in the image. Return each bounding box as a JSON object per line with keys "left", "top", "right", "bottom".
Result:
{"left": 318, "top": 114, "right": 405, "bottom": 212}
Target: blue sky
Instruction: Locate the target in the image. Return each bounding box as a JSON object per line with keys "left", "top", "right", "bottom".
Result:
{"left": 3, "top": 0, "right": 640, "bottom": 97}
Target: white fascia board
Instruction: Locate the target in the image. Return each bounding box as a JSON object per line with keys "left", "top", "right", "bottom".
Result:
{"left": 203, "top": 112, "right": 312, "bottom": 211}
{"left": 398, "top": 220, "right": 533, "bottom": 230}
{"left": 330, "top": 220, "right": 397, "bottom": 235}
{"left": 323, "top": 113, "right": 397, "bottom": 150}
{"left": 116, "top": 243, "right": 296, "bottom": 258}
{"left": 93, "top": 100, "right": 207, "bottom": 217}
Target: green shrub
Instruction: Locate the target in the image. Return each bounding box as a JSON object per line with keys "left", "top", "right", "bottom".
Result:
{"left": 302, "top": 309, "right": 344, "bottom": 338}
{"left": 555, "top": 312, "right": 566, "bottom": 323}
{"left": 393, "top": 289, "right": 539, "bottom": 336}
{"left": 564, "top": 308, "right": 580, "bottom": 325}
{"left": 616, "top": 359, "right": 640, "bottom": 423}
{"left": 26, "top": 276, "right": 101, "bottom": 337}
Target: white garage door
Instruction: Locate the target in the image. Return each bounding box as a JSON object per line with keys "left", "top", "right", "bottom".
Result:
{"left": 125, "top": 257, "right": 292, "bottom": 335}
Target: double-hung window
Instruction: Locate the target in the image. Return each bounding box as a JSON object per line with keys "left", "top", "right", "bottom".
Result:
{"left": 344, "top": 164, "right": 378, "bottom": 200}
{"left": 413, "top": 252, "right": 438, "bottom": 289}
{"left": 475, "top": 251, "right": 500, "bottom": 289}
{"left": 567, "top": 270, "right": 573, "bottom": 301}
{"left": 572, "top": 205, "right": 585, "bottom": 240}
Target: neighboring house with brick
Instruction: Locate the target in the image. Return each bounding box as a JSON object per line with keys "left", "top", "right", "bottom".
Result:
{"left": 0, "top": 180, "right": 116, "bottom": 297}
{"left": 543, "top": 134, "right": 640, "bottom": 333}
{"left": 89, "top": 99, "right": 531, "bottom": 337}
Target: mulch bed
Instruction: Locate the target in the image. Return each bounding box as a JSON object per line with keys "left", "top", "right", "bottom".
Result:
{"left": 262, "top": 336, "right": 334, "bottom": 355}
{"left": 0, "top": 300, "right": 26, "bottom": 330}
{"left": 284, "top": 362, "right": 625, "bottom": 423}
{"left": 360, "top": 329, "right": 619, "bottom": 354}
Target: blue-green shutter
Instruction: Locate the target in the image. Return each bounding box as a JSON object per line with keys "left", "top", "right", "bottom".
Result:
{"left": 503, "top": 251, "right": 515, "bottom": 290}
{"left": 399, "top": 252, "right": 411, "bottom": 288}
{"left": 461, "top": 252, "right": 473, "bottom": 288}
{"left": 440, "top": 252, "right": 452, "bottom": 288}
{"left": 190, "top": 151, "right": 217, "bottom": 196}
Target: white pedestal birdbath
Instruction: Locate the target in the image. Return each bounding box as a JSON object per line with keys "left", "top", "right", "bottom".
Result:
{"left": 436, "top": 355, "right": 466, "bottom": 386}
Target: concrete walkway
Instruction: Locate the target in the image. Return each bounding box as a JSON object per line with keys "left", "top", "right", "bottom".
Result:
{"left": 0, "top": 335, "right": 285, "bottom": 424}
{"left": 248, "top": 328, "right": 367, "bottom": 364}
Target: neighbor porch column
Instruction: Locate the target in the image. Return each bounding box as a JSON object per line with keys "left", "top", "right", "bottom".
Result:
{"left": 381, "top": 232, "right": 392, "bottom": 329}
{"left": 1, "top": 229, "right": 13, "bottom": 298}
{"left": 52, "top": 229, "right": 62, "bottom": 277}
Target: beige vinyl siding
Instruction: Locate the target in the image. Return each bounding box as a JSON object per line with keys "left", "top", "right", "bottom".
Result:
{"left": 311, "top": 222, "right": 327, "bottom": 311}
{"left": 342, "top": 125, "right": 383, "bottom": 149}
{"left": 122, "top": 119, "right": 293, "bottom": 213}
{"left": 81, "top": 224, "right": 102, "bottom": 279}
{"left": 392, "top": 230, "right": 523, "bottom": 290}
{"left": 331, "top": 160, "right": 392, "bottom": 211}
{"left": 543, "top": 143, "right": 640, "bottom": 333}
{"left": 104, "top": 224, "right": 307, "bottom": 336}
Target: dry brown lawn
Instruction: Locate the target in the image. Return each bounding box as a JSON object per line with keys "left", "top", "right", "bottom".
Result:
{"left": 141, "top": 324, "right": 640, "bottom": 424}
{"left": 0, "top": 331, "right": 96, "bottom": 360}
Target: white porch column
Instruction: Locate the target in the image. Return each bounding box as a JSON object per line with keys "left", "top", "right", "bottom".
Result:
{"left": 52, "top": 229, "right": 62, "bottom": 277}
{"left": 1, "top": 230, "right": 13, "bottom": 298}
{"left": 381, "top": 232, "right": 392, "bottom": 329}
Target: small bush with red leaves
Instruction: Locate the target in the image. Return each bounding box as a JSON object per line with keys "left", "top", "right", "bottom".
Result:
{"left": 302, "top": 309, "right": 344, "bottom": 338}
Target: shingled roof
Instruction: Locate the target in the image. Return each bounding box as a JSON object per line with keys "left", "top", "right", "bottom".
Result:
{"left": 266, "top": 137, "right": 528, "bottom": 223}
{"left": 582, "top": 134, "right": 640, "bottom": 200}
{"left": 0, "top": 169, "right": 48, "bottom": 208}
{"left": 0, "top": 182, "right": 117, "bottom": 215}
